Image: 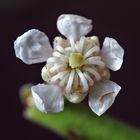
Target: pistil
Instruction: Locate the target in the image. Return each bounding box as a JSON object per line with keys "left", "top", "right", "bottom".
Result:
{"left": 69, "top": 53, "right": 84, "bottom": 68}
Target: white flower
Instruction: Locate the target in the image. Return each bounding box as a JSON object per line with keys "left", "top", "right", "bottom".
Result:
{"left": 14, "top": 14, "right": 124, "bottom": 116}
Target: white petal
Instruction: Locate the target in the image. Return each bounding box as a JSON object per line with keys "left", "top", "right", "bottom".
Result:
{"left": 88, "top": 80, "right": 121, "bottom": 116}
{"left": 31, "top": 84, "right": 64, "bottom": 113}
{"left": 14, "top": 29, "right": 53, "bottom": 64}
{"left": 65, "top": 92, "right": 88, "bottom": 103}
{"left": 101, "top": 37, "right": 124, "bottom": 71}
{"left": 57, "top": 14, "right": 92, "bottom": 41}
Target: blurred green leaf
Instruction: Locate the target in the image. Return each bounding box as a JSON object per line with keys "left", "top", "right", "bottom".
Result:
{"left": 24, "top": 103, "right": 140, "bottom": 140}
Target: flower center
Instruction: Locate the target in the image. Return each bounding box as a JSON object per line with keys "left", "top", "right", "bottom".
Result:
{"left": 69, "top": 53, "right": 84, "bottom": 68}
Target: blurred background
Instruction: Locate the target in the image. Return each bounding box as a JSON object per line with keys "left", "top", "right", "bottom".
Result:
{"left": 1, "top": 0, "right": 140, "bottom": 139}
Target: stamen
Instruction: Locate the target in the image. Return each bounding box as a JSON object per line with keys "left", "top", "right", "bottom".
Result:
{"left": 65, "top": 47, "right": 75, "bottom": 53}
{"left": 76, "top": 69, "right": 89, "bottom": 92}
{"left": 53, "top": 51, "right": 68, "bottom": 61}
{"left": 73, "top": 72, "right": 79, "bottom": 90}
{"left": 77, "top": 36, "right": 85, "bottom": 54}
{"left": 85, "top": 56, "right": 101, "bottom": 61}
{"left": 83, "top": 66, "right": 101, "bottom": 81}
{"left": 84, "top": 46, "right": 99, "bottom": 58}
{"left": 59, "top": 73, "right": 69, "bottom": 87}
{"left": 69, "top": 36, "right": 75, "bottom": 46}
{"left": 68, "top": 37, "right": 76, "bottom": 51}
{"left": 54, "top": 45, "right": 66, "bottom": 54}
{"left": 49, "top": 63, "right": 66, "bottom": 73}
{"left": 66, "top": 70, "right": 75, "bottom": 93}
{"left": 47, "top": 57, "right": 62, "bottom": 63}
{"left": 51, "top": 71, "right": 68, "bottom": 83}
{"left": 84, "top": 57, "right": 105, "bottom": 67}
{"left": 83, "top": 72, "right": 94, "bottom": 86}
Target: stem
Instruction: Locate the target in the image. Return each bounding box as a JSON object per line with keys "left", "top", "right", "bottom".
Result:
{"left": 20, "top": 84, "right": 140, "bottom": 140}
{"left": 24, "top": 103, "right": 140, "bottom": 140}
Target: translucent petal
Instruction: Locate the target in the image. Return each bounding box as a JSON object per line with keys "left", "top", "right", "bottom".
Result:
{"left": 101, "top": 37, "right": 124, "bottom": 71}
{"left": 14, "top": 29, "right": 52, "bottom": 64}
{"left": 31, "top": 84, "right": 64, "bottom": 113}
{"left": 57, "top": 14, "right": 92, "bottom": 41}
{"left": 88, "top": 80, "right": 121, "bottom": 116}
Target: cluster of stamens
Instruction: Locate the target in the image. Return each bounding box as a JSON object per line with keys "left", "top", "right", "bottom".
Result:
{"left": 41, "top": 36, "right": 110, "bottom": 95}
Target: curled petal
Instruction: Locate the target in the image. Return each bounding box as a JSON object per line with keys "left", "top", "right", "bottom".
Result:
{"left": 57, "top": 14, "right": 92, "bottom": 41}
{"left": 31, "top": 84, "right": 64, "bottom": 113}
{"left": 88, "top": 80, "right": 121, "bottom": 116}
{"left": 65, "top": 92, "right": 88, "bottom": 103}
{"left": 101, "top": 37, "right": 124, "bottom": 71}
{"left": 14, "top": 29, "right": 52, "bottom": 64}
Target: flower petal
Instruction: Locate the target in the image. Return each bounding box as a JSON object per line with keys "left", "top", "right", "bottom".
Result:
{"left": 57, "top": 14, "right": 92, "bottom": 41}
{"left": 14, "top": 29, "right": 53, "bottom": 64}
{"left": 65, "top": 92, "right": 88, "bottom": 103}
{"left": 88, "top": 80, "right": 121, "bottom": 116}
{"left": 31, "top": 84, "right": 64, "bottom": 113}
{"left": 101, "top": 37, "right": 124, "bottom": 71}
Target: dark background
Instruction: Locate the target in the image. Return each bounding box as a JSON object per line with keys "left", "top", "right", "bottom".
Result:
{"left": 1, "top": 0, "right": 140, "bottom": 139}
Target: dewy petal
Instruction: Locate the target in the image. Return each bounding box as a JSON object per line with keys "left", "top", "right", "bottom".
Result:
{"left": 88, "top": 80, "right": 121, "bottom": 116}
{"left": 101, "top": 37, "right": 124, "bottom": 71}
{"left": 14, "top": 29, "right": 53, "bottom": 64}
{"left": 57, "top": 14, "right": 92, "bottom": 41}
{"left": 31, "top": 84, "right": 64, "bottom": 113}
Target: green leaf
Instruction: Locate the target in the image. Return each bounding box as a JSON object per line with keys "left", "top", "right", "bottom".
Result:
{"left": 24, "top": 103, "right": 140, "bottom": 140}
